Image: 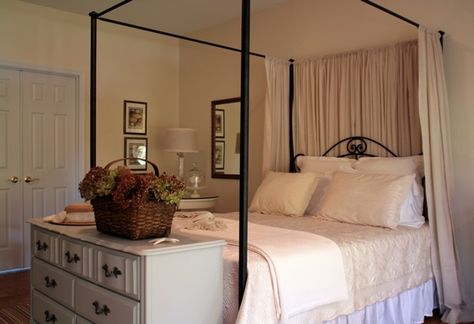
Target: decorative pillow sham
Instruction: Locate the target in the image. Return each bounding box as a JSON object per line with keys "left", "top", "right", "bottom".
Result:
{"left": 296, "top": 156, "right": 355, "bottom": 173}
{"left": 353, "top": 157, "right": 425, "bottom": 228}
{"left": 249, "top": 171, "right": 320, "bottom": 217}
{"left": 318, "top": 171, "right": 415, "bottom": 228}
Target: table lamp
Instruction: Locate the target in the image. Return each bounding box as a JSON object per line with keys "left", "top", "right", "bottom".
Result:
{"left": 164, "top": 128, "right": 198, "bottom": 179}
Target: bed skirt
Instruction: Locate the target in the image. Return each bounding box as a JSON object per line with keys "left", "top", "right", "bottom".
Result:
{"left": 326, "top": 279, "right": 437, "bottom": 324}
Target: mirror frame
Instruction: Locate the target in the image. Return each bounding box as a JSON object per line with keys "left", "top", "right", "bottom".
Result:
{"left": 211, "top": 97, "right": 240, "bottom": 179}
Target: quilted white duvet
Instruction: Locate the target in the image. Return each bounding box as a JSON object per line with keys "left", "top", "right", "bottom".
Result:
{"left": 174, "top": 212, "right": 432, "bottom": 324}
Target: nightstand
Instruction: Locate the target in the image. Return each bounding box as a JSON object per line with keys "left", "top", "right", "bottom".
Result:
{"left": 178, "top": 195, "right": 218, "bottom": 210}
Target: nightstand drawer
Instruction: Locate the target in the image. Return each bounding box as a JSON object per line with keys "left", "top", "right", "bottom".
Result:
{"left": 32, "top": 258, "right": 75, "bottom": 309}
{"left": 32, "top": 289, "right": 75, "bottom": 324}
{"left": 96, "top": 248, "right": 139, "bottom": 299}
{"left": 75, "top": 278, "right": 139, "bottom": 324}
{"left": 32, "top": 229, "right": 58, "bottom": 264}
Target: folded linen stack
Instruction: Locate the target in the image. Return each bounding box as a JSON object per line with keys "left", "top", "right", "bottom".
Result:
{"left": 43, "top": 203, "right": 95, "bottom": 224}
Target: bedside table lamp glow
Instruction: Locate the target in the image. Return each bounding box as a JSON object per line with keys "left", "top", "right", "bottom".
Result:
{"left": 164, "top": 128, "right": 198, "bottom": 179}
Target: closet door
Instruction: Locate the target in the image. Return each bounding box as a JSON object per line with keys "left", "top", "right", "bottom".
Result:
{"left": 21, "top": 71, "right": 78, "bottom": 267}
{"left": 0, "top": 67, "right": 23, "bottom": 271}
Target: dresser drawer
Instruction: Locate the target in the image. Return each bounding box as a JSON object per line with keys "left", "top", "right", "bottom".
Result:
{"left": 75, "top": 278, "right": 139, "bottom": 324}
{"left": 76, "top": 315, "right": 94, "bottom": 324}
{"left": 60, "top": 237, "right": 93, "bottom": 278}
{"left": 32, "top": 289, "right": 75, "bottom": 324}
{"left": 32, "top": 228, "right": 58, "bottom": 264}
{"left": 96, "top": 248, "right": 139, "bottom": 299}
{"left": 32, "top": 258, "right": 75, "bottom": 309}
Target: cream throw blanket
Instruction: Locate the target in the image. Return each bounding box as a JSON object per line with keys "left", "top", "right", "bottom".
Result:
{"left": 176, "top": 217, "right": 348, "bottom": 319}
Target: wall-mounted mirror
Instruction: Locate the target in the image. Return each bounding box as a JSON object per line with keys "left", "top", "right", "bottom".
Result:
{"left": 211, "top": 97, "right": 240, "bottom": 179}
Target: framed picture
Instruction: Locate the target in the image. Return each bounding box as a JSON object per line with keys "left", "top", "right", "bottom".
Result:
{"left": 124, "top": 137, "right": 148, "bottom": 170}
{"left": 124, "top": 100, "right": 147, "bottom": 135}
{"left": 215, "top": 140, "right": 225, "bottom": 170}
{"left": 214, "top": 109, "right": 225, "bottom": 138}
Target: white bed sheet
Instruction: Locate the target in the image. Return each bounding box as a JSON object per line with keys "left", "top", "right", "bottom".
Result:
{"left": 174, "top": 212, "right": 433, "bottom": 324}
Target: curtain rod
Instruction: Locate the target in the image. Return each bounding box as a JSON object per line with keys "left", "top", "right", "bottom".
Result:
{"left": 97, "top": 17, "right": 266, "bottom": 58}
{"left": 97, "top": 0, "right": 132, "bottom": 18}
{"left": 360, "top": 0, "right": 445, "bottom": 45}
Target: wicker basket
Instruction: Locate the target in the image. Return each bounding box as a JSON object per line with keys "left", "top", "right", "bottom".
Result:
{"left": 91, "top": 158, "right": 176, "bottom": 240}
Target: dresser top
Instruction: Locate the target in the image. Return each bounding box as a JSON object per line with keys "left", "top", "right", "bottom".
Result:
{"left": 30, "top": 218, "right": 225, "bottom": 256}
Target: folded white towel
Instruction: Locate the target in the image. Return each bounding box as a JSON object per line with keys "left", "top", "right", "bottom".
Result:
{"left": 43, "top": 211, "right": 67, "bottom": 223}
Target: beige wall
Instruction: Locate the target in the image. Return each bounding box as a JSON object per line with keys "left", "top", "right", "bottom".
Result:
{"left": 0, "top": 0, "right": 181, "bottom": 176}
{"left": 180, "top": 0, "right": 474, "bottom": 303}
{"left": 179, "top": 41, "right": 265, "bottom": 211}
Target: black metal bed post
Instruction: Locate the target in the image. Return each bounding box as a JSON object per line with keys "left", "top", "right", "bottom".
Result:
{"left": 89, "top": 12, "right": 98, "bottom": 168}
{"left": 288, "top": 59, "right": 295, "bottom": 172}
{"left": 238, "top": 0, "right": 250, "bottom": 305}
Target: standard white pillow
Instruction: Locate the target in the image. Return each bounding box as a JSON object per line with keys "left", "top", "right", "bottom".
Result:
{"left": 296, "top": 156, "right": 355, "bottom": 173}
{"left": 249, "top": 171, "right": 320, "bottom": 217}
{"left": 354, "top": 157, "right": 419, "bottom": 177}
{"left": 353, "top": 157, "right": 425, "bottom": 228}
{"left": 303, "top": 172, "right": 332, "bottom": 215}
{"left": 318, "top": 171, "right": 415, "bottom": 229}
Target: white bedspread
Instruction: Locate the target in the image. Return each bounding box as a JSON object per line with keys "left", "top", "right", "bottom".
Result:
{"left": 175, "top": 217, "right": 348, "bottom": 319}
{"left": 173, "top": 212, "right": 433, "bottom": 324}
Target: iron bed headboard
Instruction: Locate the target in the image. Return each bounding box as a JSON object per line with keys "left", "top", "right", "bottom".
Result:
{"left": 293, "top": 136, "right": 398, "bottom": 172}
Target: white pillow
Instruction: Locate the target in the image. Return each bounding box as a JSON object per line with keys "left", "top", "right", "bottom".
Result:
{"left": 296, "top": 156, "right": 355, "bottom": 173}
{"left": 318, "top": 171, "right": 415, "bottom": 228}
{"left": 249, "top": 171, "right": 320, "bottom": 217}
{"left": 356, "top": 156, "right": 425, "bottom": 178}
{"left": 303, "top": 172, "right": 332, "bottom": 215}
{"left": 353, "top": 157, "right": 425, "bottom": 228}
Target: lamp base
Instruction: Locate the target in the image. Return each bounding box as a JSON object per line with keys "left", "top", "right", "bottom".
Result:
{"left": 177, "top": 152, "right": 184, "bottom": 179}
{"left": 190, "top": 189, "right": 200, "bottom": 198}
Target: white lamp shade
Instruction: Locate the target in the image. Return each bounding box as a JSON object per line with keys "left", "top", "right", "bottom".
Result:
{"left": 164, "top": 128, "right": 198, "bottom": 153}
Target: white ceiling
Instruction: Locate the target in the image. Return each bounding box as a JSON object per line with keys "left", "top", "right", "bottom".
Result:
{"left": 19, "top": 0, "right": 288, "bottom": 34}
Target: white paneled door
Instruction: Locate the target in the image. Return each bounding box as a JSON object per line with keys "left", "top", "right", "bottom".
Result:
{"left": 0, "top": 68, "right": 22, "bottom": 271}
{"left": 0, "top": 67, "right": 79, "bottom": 271}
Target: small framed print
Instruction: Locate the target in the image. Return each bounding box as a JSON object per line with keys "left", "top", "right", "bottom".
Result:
{"left": 215, "top": 140, "right": 225, "bottom": 170}
{"left": 124, "top": 100, "right": 147, "bottom": 135}
{"left": 214, "top": 109, "right": 225, "bottom": 138}
{"left": 124, "top": 137, "right": 148, "bottom": 170}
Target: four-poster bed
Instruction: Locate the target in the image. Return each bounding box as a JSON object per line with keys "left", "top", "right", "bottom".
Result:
{"left": 87, "top": 0, "right": 462, "bottom": 323}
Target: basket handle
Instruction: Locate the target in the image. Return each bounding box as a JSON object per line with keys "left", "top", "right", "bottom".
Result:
{"left": 104, "top": 158, "right": 159, "bottom": 176}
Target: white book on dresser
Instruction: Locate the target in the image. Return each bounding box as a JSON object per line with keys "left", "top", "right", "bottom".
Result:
{"left": 29, "top": 218, "right": 225, "bottom": 324}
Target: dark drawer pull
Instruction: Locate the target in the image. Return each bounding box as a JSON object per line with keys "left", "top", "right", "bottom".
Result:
{"left": 44, "top": 310, "right": 57, "bottom": 323}
{"left": 93, "top": 301, "right": 111, "bottom": 316}
{"left": 65, "top": 251, "right": 80, "bottom": 263}
{"left": 44, "top": 276, "right": 57, "bottom": 288}
{"left": 102, "top": 264, "right": 122, "bottom": 278}
{"left": 36, "top": 240, "right": 48, "bottom": 251}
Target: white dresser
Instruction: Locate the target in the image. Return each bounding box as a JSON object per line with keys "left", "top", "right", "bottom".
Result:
{"left": 30, "top": 219, "right": 225, "bottom": 324}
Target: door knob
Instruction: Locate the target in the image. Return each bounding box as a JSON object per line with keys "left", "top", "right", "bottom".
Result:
{"left": 24, "top": 176, "right": 37, "bottom": 183}
{"left": 9, "top": 176, "right": 19, "bottom": 183}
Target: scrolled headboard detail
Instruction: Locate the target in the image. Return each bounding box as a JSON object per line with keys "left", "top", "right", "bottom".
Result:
{"left": 292, "top": 136, "right": 398, "bottom": 172}
{"left": 322, "top": 136, "right": 397, "bottom": 159}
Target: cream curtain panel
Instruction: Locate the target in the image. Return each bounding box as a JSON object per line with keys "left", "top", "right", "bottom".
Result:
{"left": 293, "top": 40, "right": 421, "bottom": 157}
{"left": 263, "top": 57, "right": 290, "bottom": 173}
{"left": 418, "top": 26, "right": 473, "bottom": 323}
